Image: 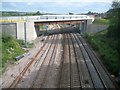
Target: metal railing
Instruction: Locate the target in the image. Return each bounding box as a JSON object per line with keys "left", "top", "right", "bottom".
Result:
{"left": 0, "top": 15, "right": 94, "bottom": 22}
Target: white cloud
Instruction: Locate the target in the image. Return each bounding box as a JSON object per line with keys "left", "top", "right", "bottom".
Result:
{"left": 10, "top": 2, "right": 17, "bottom": 7}
{"left": 52, "top": 2, "right": 90, "bottom": 8}
{"left": 2, "top": 0, "right": 113, "bottom": 3}
{"left": 27, "top": 2, "right": 33, "bottom": 5}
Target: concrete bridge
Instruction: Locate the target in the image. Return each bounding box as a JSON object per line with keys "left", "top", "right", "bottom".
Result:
{"left": 1, "top": 15, "right": 94, "bottom": 42}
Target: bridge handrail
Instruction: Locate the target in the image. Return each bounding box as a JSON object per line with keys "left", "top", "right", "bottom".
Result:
{"left": 1, "top": 15, "right": 93, "bottom": 20}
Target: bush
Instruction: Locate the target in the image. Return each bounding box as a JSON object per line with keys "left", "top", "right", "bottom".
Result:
{"left": 2, "top": 34, "right": 25, "bottom": 69}
{"left": 86, "top": 30, "right": 120, "bottom": 76}
{"left": 93, "top": 18, "right": 109, "bottom": 25}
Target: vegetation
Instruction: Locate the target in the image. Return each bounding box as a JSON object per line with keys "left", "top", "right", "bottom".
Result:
{"left": 86, "top": 0, "right": 120, "bottom": 77}
{"left": 107, "top": 0, "right": 120, "bottom": 55}
{"left": 86, "top": 30, "right": 119, "bottom": 75}
{"left": 1, "top": 11, "right": 43, "bottom": 16}
{"left": 1, "top": 34, "right": 26, "bottom": 72}
{"left": 93, "top": 18, "right": 109, "bottom": 25}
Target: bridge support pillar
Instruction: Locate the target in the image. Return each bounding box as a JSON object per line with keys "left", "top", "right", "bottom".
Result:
{"left": 84, "top": 20, "right": 87, "bottom": 33}
{"left": 79, "top": 22, "right": 82, "bottom": 33}
{"left": 17, "top": 22, "right": 37, "bottom": 42}
{"left": 79, "top": 20, "right": 87, "bottom": 34}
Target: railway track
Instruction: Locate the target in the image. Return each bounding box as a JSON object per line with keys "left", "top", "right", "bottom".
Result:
{"left": 23, "top": 35, "right": 55, "bottom": 88}
{"left": 31, "top": 34, "right": 57, "bottom": 88}
{"left": 69, "top": 33, "right": 93, "bottom": 88}
{"left": 75, "top": 33, "right": 117, "bottom": 88}
{"left": 9, "top": 34, "right": 63, "bottom": 88}
{"left": 6, "top": 32, "right": 117, "bottom": 89}
{"left": 9, "top": 35, "right": 50, "bottom": 88}
{"left": 59, "top": 32, "right": 117, "bottom": 89}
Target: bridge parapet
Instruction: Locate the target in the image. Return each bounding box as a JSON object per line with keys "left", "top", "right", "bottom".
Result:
{"left": 1, "top": 15, "right": 94, "bottom": 23}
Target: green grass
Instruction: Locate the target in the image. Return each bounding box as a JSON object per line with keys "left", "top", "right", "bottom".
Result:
{"left": 1, "top": 34, "right": 26, "bottom": 73}
{"left": 85, "top": 30, "right": 120, "bottom": 76}
{"left": 93, "top": 18, "right": 109, "bottom": 25}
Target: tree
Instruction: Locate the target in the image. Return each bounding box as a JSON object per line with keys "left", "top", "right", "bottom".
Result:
{"left": 112, "top": 0, "right": 120, "bottom": 8}
{"left": 107, "top": 0, "right": 120, "bottom": 53}
{"left": 36, "top": 11, "right": 41, "bottom": 15}
{"left": 87, "top": 11, "right": 93, "bottom": 15}
{"left": 69, "top": 12, "right": 74, "bottom": 15}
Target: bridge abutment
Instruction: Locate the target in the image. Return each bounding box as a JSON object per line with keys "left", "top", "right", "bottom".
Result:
{"left": 79, "top": 19, "right": 93, "bottom": 34}
{"left": 17, "top": 22, "right": 37, "bottom": 43}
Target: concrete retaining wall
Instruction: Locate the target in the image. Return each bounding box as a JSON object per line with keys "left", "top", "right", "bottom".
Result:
{"left": 87, "top": 24, "right": 108, "bottom": 33}
{"left": 1, "top": 23, "right": 17, "bottom": 38}
{"left": 1, "top": 22, "right": 37, "bottom": 42}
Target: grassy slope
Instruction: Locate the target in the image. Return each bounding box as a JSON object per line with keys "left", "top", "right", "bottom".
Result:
{"left": 86, "top": 30, "right": 119, "bottom": 76}
{"left": 1, "top": 34, "right": 25, "bottom": 72}
{"left": 93, "top": 18, "right": 109, "bottom": 25}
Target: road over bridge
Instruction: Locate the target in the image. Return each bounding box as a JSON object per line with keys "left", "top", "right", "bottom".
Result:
{"left": 1, "top": 15, "right": 94, "bottom": 42}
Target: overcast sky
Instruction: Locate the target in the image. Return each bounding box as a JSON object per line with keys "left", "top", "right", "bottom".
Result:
{"left": 1, "top": 0, "right": 114, "bottom": 14}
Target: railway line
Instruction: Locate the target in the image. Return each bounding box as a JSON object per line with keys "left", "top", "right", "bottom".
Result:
{"left": 3, "top": 32, "right": 117, "bottom": 89}
{"left": 59, "top": 33, "right": 116, "bottom": 89}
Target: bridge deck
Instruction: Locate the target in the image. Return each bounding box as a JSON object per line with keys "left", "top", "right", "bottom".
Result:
{"left": 1, "top": 15, "right": 94, "bottom": 23}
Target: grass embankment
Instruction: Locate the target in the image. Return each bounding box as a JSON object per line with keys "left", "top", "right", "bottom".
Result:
{"left": 93, "top": 18, "right": 109, "bottom": 25}
{"left": 85, "top": 30, "right": 120, "bottom": 76}
{"left": 1, "top": 34, "right": 26, "bottom": 73}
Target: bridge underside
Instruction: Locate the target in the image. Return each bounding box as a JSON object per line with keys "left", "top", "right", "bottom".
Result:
{"left": 34, "top": 20, "right": 85, "bottom": 25}
{"left": 34, "top": 20, "right": 87, "bottom": 36}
